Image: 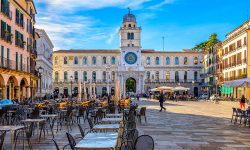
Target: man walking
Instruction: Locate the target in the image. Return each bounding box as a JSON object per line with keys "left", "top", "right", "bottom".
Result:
{"left": 159, "top": 90, "right": 166, "bottom": 112}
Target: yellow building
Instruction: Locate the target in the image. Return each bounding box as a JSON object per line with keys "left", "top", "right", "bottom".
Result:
{"left": 222, "top": 19, "right": 250, "bottom": 99}
{"left": 0, "top": 0, "right": 38, "bottom": 101}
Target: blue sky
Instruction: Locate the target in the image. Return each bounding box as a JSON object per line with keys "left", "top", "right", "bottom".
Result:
{"left": 34, "top": 0, "right": 250, "bottom": 51}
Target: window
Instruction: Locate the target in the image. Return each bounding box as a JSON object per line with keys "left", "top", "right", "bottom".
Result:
{"left": 103, "top": 71, "right": 106, "bottom": 81}
{"left": 127, "top": 32, "right": 134, "bottom": 40}
{"left": 244, "top": 37, "right": 247, "bottom": 45}
{"left": 55, "top": 72, "right": 59, "bottom": 82}
{"left": 194, "top": 57, "right": 198, "bottom": 65}
{"left": 146, "top": 71, "right": 150, "bottom": 80}
{"left": 184, "top": 57, "right": 188, "bottom": 65}
{"left": 132, "top": 44, "right": 134, "bottom": 47}
{"left": 1, "top": 21, "right": 12, "bottom": 42}
{"left": 1, "top": 0, "right": 10, "bottom": 17}
{"left": 64, "top": 57, "right": 68, "bottom": 64}
{"left": 127, "top": 44, "right": 130, "bottom": 47}
{"left": 92, "top": 71, "right": 96, "bottom": 81}
{"left": 166, "top": 57, "right": 170, "bottom": 65}
{"left": 92, "top": 56, "right": 96, "bottom": 65}
{"left": 166, "top": 71, "right": 170, "bottom": 81}
{"left": 128, "top": 24, "right": 131, "bottom": 27}
{"left": 175, "top": 71, "right": 179, "bottom": 82}
{"left": 111, "top": 71, "right": 115, "bottom": 81}
{"left": 15, "top": 30, "right": 24, "bottom": 48}
{"left": 155, "top": 57, "right": 160, "bottom": 65}
{"left": 83, "top": 57, "right": 87, "bottom": 65}
{"left": 16, "top": 9, "right": 24, "bottom": 27}
{"left": 155, "top": 71, "right": 159, "bottom": 81}
{"left": 194, "top": 71, "right": 198, "bottom": 81}
{"left": 103, "top": 57, "right": 107, "bottom": 64}
{"left": 83, "top": 71, "right": 87, "bottom": 81}
{"left": 175, "top": 57, "right": 179, "bottom": 65}
{"left": 131, "top": 33, "right": 134, "bottom": 39}
{"left": 184, "top": 71, "right": 187, "bottom": 82}
{"left": 64, "top": 71, "right": 68, "bottom": 81}
{"left": 15, "top": 52, "right": 18, "bottom": 70}
{"left": 74, "top": 71, "right": 78, "bottom": 82}
{"left": 54, "top": 57, "right": 58, "bottom": 65}
{"left": 111, "top": 57, "right": 116, "bottom": 64}
{"left": 74, "top": 56, "right": 78, "bottom": 64}
{"left": 20, "top": 54, "right": 23, "bottom": 70}
{"left": 146, "top": 57, "right": 150, "bottom": 65}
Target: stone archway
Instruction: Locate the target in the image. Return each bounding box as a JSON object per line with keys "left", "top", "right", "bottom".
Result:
{"left": 7, "top": 76, "right": 18, "bottom": 100}
{"left": 126, "top": 78, "right": 136, "bottom": 93}
{"left": 20, "top": 78, "right": 29, "bottom": 101}
{"left": 194, "top": 87, "right": 199, "bottom": 97}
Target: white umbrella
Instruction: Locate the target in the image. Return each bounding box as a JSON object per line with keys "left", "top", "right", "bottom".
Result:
{"left": 174, "top": 86, "right": 190, "bottom": 91}
{"left": 156, "top": 86, "right": 174, "bottom": 92}
{"left": 149, "top": 88, "right": 160, "bottom": 92}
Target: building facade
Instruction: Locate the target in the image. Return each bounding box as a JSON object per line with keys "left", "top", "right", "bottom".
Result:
{"left": 35, "top": 29, "right": 53, "bottom": 98}
{"left": 0, "top": 0, "right": 38, "bottom": 101}
{"left": 53, "top": 11, "right": 204, "bottom": 98}
{"left": 222, "top": 19, "right": 250, "bottom": 99}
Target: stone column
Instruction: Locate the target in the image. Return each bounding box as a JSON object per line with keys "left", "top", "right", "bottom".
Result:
{"left": 2, "top": 86, "right": 7, "bottom": 99}
{"left": 26, "top": 87, "right": 31, "bottom": 98}
{"left": 16, "top": 86, "right": 20, "bottom": 102}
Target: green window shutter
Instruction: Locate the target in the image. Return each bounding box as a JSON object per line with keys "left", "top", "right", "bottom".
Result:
{"left": 16, "top": 52, "right": 18, "bottom": 70}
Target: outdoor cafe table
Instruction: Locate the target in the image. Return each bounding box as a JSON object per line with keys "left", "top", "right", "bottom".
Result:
{"left": 0, "top": 125, "right": 24, "bottom": 150}
{"left": 92, "top": 124, "right": 120, "bottom": 132}
{"left": 21, "top": 119, "right": 46, "bottom": 141}
{"left": 106, "top": 114, "right": 122, "bottom": 118}
{"left": 100, "top": 118, "right": 123, "bottom": 124}
{"left": 75, "top": 132, "right": 118, "bottom": 150}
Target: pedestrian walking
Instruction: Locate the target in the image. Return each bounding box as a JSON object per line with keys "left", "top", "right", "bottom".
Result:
{"left": 240, "top": 95, "right": 246, "bottom": 109}
{"left": 159, "top": 90, "right": 166, "bottom": 112}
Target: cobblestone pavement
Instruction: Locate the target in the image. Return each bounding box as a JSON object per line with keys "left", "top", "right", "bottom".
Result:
{"left": 137, "top": 99, "right": 250, "bottom": 150}
{"left": 3, "top": 100, "right": 250, "bottom": 150}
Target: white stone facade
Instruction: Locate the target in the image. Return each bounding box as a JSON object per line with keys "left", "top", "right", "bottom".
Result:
{"left": 35, "top": 29, "right": 54, "bottom": 97}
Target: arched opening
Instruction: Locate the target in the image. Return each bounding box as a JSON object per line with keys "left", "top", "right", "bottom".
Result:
{"left": 0, "top": 75, "right": 5, "bottom": 99}
{"left": 102, "top": 87, "right": 107, "bottom": 96}
{"left": 54, "top": 87, "right": 59, "bottom": 99}
{"left": 63, "top": 87, "right": 68, "bottom": 97}
{"left": 73, "top": 87, "right": 78, "bottom": 97}
{"left": 20, "top": 78, "right": 28, "bottom": 101}
{"left": 7, "top": 76, "right": 18, "bottom": 100}
{"left": 126, "top": 78, "right": 136, "bottom": 93}
{"left": 194, "top": 87, "right": 199, "bottom": 97}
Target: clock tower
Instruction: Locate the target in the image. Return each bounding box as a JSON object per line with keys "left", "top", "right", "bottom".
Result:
{"left": 118, "top": 9, "right": 145, "bottom": 97}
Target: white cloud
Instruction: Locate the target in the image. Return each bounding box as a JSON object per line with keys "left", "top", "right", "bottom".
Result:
{"left": 107, "top": 27, "right": 120, "bottom": 44}
{"left": 148, "top": 0, "right": 176, "bottom": 10}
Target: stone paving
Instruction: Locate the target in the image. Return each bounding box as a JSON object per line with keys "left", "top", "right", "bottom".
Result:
{"left": 3, "top": 99, "right": 250, "bottom": 150}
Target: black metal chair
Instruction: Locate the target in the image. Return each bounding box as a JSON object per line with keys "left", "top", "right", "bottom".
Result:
{"left": 39, "top": 117, "right": 56, "bottom": 140}
{"left": 75, "top": 124, "right": 87, "bottom": 140}
{"left": 66, "top": 132, "right": 76, "bottom": 150}
{"left": 137, "top": 107, "right": 147, "bottom": 123}
{"left": 76, "top": 107, "right": 85, "bottom": 124}
{"left": 231, "top": 108, "right": 237, "bottom": 123}
{"left": 0, "top": 131, "right": 6, "bottom": 150}
{"left": 52, "top": 139, "right": 60, "bottom": 150}
{"left": 134, "top": 135, "right": 154, "bottom": 150}
{"left": 87, "top": 118, "right": 94, "bottom": 130}
{"left": 14, "top": 123, "right": 35, "bottom": 150}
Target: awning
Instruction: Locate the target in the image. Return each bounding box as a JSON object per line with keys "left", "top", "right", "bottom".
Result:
{"left": 224, "top": 78, "right": 250, "bottom": 87}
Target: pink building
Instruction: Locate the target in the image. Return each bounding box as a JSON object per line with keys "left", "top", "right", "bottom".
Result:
{"left": 0, "top": 0, "right": 38, "bottom": 101}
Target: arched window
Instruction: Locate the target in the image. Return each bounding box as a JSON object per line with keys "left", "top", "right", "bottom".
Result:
{"left": 74, "top": 71, "right": 78, "bottom": 82}
{"left": 83, "top": 71, "right": 87, "bottom": 81}
{"left": 194, "top": 71, "right": 198, "bottom": 81}
{"left": 166, "top": 57, "right": 170, "bottom": 65}
{"left": 92, "top": 56, "right": 96, "bottom": 65}
{"left": 103, "top": 57, "right": 107, "bottom": 64}
{"left": 194, "top": 57, "right": 198, "bottom": 65}
{"left": 92, "top": 71, "right": 96, "bottom": 81}
{"left": 155, "top": 71, "right": 159, "bottom": 81}
{"left": 102, "top": 87, "right": 107, "bottom": 95}
{"left": 111, "top": 71, "right": 115, "bottom": 81}
{"left": 146, "top": 57, "right": 150, "bottom": 65}
{"left": 74, "top": 56, "right": 78, "bottom": 64}
{"left": 155, "top": 57, "right": 160, "bottom": 65}
{"left": 166, "top": 71, "right": 170, "bottom": 81}
{"left": 111, "top": 57, "right": 116, "bottom": 64}
{"left": 128, "top": 24, "right": 131, "bottom": 27}
{"left": 175, "top": 71, "right": 179, "bottom": 82}
{"left": 83, "top": 57, "right": 87, "bottom": 65}
{"left": 103, "top": 71, "right": 106, "bottom": 81}
{"left": 131, "top": 33, "right": 134, "bottom": 39}
{"left": 55, "top": 71, "right": 59, "bottom": 82}
{"left": 64, "top": 71, "right": 68, "bottom": 82}
{"left": 64, "top": 57, "right": 68, "bottom": 64}
{"left": 127, "top": 33, "right": 131, "bottom": 40}
{"left": 184, "top": 71, "right": 187, "bottom": 82}
{"left": 146, "top": 71, "right": 150, "bottom": 80}
{"left": 54, "top": 57, "right": 58, "bottom": 65}
{"left": 175, "top": 57, "right": 179, "bottom": 65}
{"left": 184, "top": 57, "right": 188, "bottom": 65}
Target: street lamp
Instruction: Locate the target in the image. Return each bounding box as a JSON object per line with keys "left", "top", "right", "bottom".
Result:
{"left": 70, "top": 75, "right": 73, "bottom": 99}
{"left": 192, "top": 80, "right": 195, "bottom": 97}
{"left": 38, "top": 66, "right": 44, "bottom": 101}
{"left": 106, "top": 65, "right": 111, "bottom": 96}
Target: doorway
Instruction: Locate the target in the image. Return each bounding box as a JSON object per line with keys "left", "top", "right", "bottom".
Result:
{"left": 126, "top": 78, "right": 136, "bottom": 93}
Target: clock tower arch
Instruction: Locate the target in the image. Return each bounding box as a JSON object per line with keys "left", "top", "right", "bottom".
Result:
{"left": 118, "top": 8, "right": 145, "bottom": 97}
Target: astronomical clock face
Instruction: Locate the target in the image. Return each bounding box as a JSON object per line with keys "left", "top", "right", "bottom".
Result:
{"left": 125, "top": 52, "right": 137, "bottom": 65}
